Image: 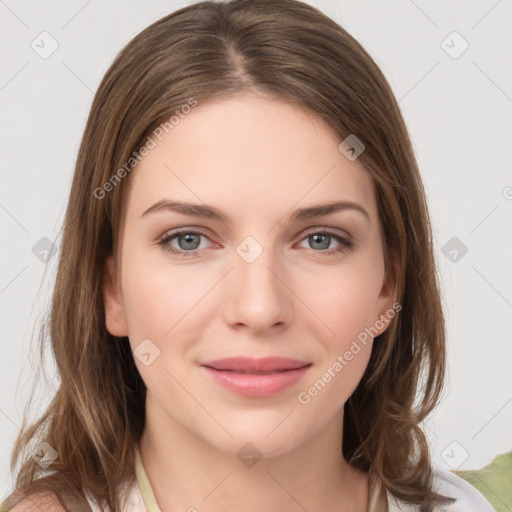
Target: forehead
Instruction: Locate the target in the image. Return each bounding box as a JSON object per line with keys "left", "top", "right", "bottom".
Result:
{"left": 125, "top": 93, "right": 377, "bottom": 224}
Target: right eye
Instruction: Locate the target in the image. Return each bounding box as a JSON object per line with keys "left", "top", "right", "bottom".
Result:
{"left": 158, "top": 229, "right": 216, "bottom": 258}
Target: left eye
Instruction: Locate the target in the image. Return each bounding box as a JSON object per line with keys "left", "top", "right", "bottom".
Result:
{"left": 296, "top": 232, "right": 353, "bottom": 254}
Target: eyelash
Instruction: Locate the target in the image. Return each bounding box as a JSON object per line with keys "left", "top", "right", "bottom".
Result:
{"left": 157, "top": 228, "right": 354, "bottom": 258}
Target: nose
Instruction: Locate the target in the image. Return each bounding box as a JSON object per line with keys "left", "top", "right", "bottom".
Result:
{"left": 223, "top": 244, "right": 292, "bottom": 334}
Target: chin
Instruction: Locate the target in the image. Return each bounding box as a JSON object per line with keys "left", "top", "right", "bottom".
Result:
{"left": 202, "top": 424, "right": 305, "bottom": 461}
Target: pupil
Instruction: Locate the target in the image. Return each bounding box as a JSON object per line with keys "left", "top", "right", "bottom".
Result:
{"left": 180, "top": 233, "right": 200, "bottom": 250}
{"left": 311, "top": 234, "right": 329, "bottom": 250}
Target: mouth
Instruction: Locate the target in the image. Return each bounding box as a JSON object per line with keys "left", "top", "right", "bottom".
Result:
{"left": 199, "top": 357, "right": 312, "bottom": 398}
{"left": 204, "top": 368, "right": 308, "bottom": 375}
{"left": 200, "top": 356, "right": 311, "bottom": 373}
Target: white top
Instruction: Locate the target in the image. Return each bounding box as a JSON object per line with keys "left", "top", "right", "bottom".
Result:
{"left": 84, "top": 448, "right": 496, "bottom": 511}
{"left": 387, "top": 469, "right": 497, "bottom": 511}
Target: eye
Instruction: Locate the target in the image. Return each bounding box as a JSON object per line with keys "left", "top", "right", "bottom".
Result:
{"left": 158, "top": 229, "right": 214, "bottom": 258}
{"left": 297, "top": 229, "right": 354, "bottom": 255}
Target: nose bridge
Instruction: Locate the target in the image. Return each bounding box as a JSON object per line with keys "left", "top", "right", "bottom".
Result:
{"left": 226, "top": 234, "right": 290, "bottom": 330}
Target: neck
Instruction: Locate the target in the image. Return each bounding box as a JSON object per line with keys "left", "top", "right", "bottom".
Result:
{"left": 138, "top": 395, "right": 369, "bottom": 512}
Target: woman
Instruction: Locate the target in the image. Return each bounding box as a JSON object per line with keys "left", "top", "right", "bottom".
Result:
{"left": 3, "top": 1, "right": 496, "bottom": 511}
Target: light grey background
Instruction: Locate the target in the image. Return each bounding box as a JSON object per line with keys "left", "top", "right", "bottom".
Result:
{"left": 1, "top": 0, "right": 511, "bottom": 501}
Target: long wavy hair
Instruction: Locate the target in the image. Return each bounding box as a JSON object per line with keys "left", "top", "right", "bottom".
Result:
{"left": 4, "top": 1, "right": 451, "bottom": 511}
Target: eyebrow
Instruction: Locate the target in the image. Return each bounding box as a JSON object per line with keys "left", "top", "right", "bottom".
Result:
{"left": 141, "top": 199, "right": 370, "bottom": 223}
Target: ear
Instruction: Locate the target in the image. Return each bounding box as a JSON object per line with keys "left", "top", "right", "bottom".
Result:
{"left": 374, "top": 250, "right": 401, "bottom": 336}
{"left": 102, "top": 254, "right": 129, "bottom": 337}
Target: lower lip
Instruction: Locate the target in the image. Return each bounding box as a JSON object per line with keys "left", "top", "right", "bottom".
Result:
{"left": 200, "top": 365, "right": 311, "bottom": 398}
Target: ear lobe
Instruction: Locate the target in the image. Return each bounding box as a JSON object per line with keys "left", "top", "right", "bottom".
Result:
{"left": 381, "top": 251, "right": 400, "bottom": 302}
{"left": 102, "top": 254, "right": 129, "bottom": 337}
{"left": 375, "top": 250, "right": 401, "bottom": 336}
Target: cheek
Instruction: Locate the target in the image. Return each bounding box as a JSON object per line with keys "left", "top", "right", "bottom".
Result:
{"left": 120, "top": 248, "right": 212, "bottom": 343}
{"left": 299, "top": 263, "right": 383, "bottom": 347}
{"left": 298, "top": 343, "right": 372, "bottom": 422}
{"left": 119, "top": 251, "right": 213, "bottom": 395}
{"left": 291, "top": 263, "right": 380, "bottom": 406}
{"left": 296, "top": 272, "right": 376, "bottom": 411}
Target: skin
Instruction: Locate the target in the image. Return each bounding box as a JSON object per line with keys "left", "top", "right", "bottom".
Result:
{"left": 103, "top": 91, "right": 398, "bottom": 511}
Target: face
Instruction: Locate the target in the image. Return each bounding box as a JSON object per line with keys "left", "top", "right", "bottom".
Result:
{"left": 103, "top": 92, "right": 397, "bottom": 459}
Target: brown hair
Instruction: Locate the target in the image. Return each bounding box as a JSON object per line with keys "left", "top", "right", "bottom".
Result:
{"left": 4, "top": 1, "right": 452, "bottom": 511}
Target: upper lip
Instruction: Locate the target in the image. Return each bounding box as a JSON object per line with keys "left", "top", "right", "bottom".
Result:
{"left": 200, "top": 356, "right": 311, "bottom": 373}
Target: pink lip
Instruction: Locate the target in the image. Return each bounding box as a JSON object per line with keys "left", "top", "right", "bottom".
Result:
{"left": 199, "top": 357, "right": 312, "bottom": 398}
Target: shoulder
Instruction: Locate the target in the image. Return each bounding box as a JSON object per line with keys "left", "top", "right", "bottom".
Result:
{"left": 387, "top": 468, "right": 497, "bottom": 512}
{"left": 430, "top": 468, "right": 497, "bottom": 511}
{"left": 7, "top": 492, "right": 67, "bottom": 512}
